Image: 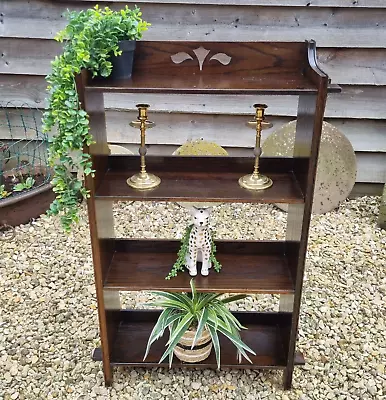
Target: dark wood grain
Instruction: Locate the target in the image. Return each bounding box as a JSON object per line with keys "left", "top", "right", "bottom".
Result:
{"left": 85, "top": 41, "right": 340, "bottom": 95}
{"left": 79, "top": 40, "right": 332, "bottom": 388}
{"left": 132, "top": 42, "right": 306, "bottom": 76}
{"left": 102, "top": 239, "right": 295, "bottom": 294}
{"left": 75, "top": 71, "right": 118, "bottom": 385}
{"left": 92, "top": 310, "right": 305, "bottom": 369}
{"left": 94, "top": 156, "right": 304, "bottom": 204}
{"left": 282, "top": 40, "right": 329, "bottom": 390}
{"left": 87, "top": 74, "right": 318, "bottom": 95}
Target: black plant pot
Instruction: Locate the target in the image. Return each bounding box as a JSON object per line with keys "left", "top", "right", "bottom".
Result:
{"left": 110, "top": 40, "right": 136, "bottom": 80}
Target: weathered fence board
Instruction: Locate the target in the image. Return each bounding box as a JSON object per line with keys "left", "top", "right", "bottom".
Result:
{"left": 2, "top": 109, "right": 386, "bottom": 153}
{"left": 100, "top": 143, "right": 386, "bottom": 184}
{"left": 6, "top": 0, "right": 386, "bottom": 25}
{"left": 71, "top": 0, "right": 386, "bottom": 7}
{"left": 104, "top": 87, "right": 386, "bottom": 120}
{"left": 354, "top": 154, "right": 386, "bottom": 183}
{"left": 4, "top": 23, "right": 385, "bottom": 49}
{"left": 3, "top": 1, "right": 386, "bottom": 47}
{"left": 3, "top": 39, "right": 386, "bottom": 86}
{"left": 318, "top": 49, "right": 386, "bottom": 85}
{"left": 1, "top": 75, "right": 385, "bottom": 119}
{"left": 0, "top": 39, "right": 61, "bottom": 76}
{"left": 1, "top": 0, "right": 385, "bottom": 188}
{"left": 104, "top": 112, "right": 386, "bottom": 153}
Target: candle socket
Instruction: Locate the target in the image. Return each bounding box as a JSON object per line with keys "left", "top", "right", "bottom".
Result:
{"left": 126, "top": 104, "right": 161, "bottom": 190}
{"left": 238, "top": 104, "right": 273, "bottom": 191}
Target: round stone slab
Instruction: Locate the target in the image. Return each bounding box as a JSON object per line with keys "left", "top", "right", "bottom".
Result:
{"left": 108, "top": 144, "right": 133, "bottom": 155}
{"left": 262, "top": 120, "right": 357, "bottom": 214}
{"left": 173, "top": 139, "right": 228, "bottom": 209}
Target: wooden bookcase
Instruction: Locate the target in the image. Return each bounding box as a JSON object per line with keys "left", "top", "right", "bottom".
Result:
{"left": 75, "top": 41, "right": 340, "bottom": 389}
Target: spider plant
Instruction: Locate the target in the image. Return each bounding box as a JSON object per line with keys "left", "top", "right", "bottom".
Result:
{"left": 144, "top": 279, "right": 256, "bottom": 369}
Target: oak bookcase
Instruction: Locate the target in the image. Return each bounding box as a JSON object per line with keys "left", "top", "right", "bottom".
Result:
{"left": 75, "top": 40, "right": 340, "bottom": 389}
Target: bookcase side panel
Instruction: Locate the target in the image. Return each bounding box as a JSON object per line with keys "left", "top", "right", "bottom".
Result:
{"left": 76, "top": 73, "right": 119, "bottom": 385}
{"left": 283, "top": 76, "right": 327, "bottom": 388}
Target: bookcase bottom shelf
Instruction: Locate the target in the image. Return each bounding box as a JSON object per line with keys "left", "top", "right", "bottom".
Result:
{"left": 92, "top": 310, "right": 305, "bottom": 369}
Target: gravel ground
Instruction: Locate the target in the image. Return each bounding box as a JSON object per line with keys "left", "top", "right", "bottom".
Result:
{"left": 0, "top": 196, "right": 385, "bottom": 400}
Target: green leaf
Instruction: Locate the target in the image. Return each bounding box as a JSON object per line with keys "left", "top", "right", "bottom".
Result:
{"left": 159, "top": 316, "right": 193, "bottom": 364}
{"left": 208, "top": 319, "right": 255, "bottom": 362}
{"left": 13, "top": 183, "right": 25, "bottom": 192}
{"left": 143, "top": 309, "right": 172, "bottom": 361}
{"left": 151, "top": 292, "right": 193, "bottom": 313}
{"left": 196, "top": 293, "right": 222, "bottom": 311}
{"left": 207, "top": 324, "right": 221, "bottom": 369}
{"left": 221, "top": 294, "right": 248, "bottom": 304}
{"left": 207, "top": 307, "right": 219, "bottom": 330}
{"left": 189, "top": 278, "right": 196, "bottom": 304}
{"left": 211, "top": 303, "right": 233, "bottom": 332}
{"left": 192, "top": 307, "right": 209, "bottom": 349}
{"left": 43, "top": 4, "right": 150, "bottom": 231}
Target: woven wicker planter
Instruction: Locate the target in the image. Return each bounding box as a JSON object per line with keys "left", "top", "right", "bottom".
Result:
{"left": 173, "top": 329, "right": 212, "bottom": 363}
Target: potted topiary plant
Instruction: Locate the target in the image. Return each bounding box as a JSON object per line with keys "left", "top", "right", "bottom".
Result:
{"left": 42, "top": 5, "right": 150, "bottom": 231}
{"left": 144, "top": 279, "right": 256, "bottom": 368}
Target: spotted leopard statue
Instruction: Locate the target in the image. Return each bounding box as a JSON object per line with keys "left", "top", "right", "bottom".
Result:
{"left": 186, "top": 207, "right": 213, "bottom": 276}
{"left": 166, "top": 206, "right": 222, "bottom": 279}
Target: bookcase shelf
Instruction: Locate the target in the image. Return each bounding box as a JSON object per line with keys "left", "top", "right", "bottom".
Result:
{"left": 94, "top": 156, "right": 304, "bottom": 204}
{"left": 76, "top": 39, "right": 339, "bottom": 390}
{"left": 92, "top": 310, "right": 305, "bottom": 369}
{"left": 103, "top": 239, "right": 295, "bottom": 294}
{"left": 84, "top": 41, "right": 340, "bottom": 95}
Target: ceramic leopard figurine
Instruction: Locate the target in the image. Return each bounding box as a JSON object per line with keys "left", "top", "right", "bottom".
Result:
{"left": 166, "top": 207, "right": 221, "bottom": 279}
{"left": 186, "top": 207, "right": 213, "bottom": 276}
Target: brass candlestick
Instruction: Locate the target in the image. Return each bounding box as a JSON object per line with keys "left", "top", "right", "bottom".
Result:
{"left": 126, "top": 104, "right": 161, "bottom": 190}
{"left": 238, "top": 104, "right": 273, "bottom": 190}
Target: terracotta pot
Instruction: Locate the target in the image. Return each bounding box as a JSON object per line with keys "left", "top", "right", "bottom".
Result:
{"left": 173, "top": 329, "right": 212, "bottom": 363}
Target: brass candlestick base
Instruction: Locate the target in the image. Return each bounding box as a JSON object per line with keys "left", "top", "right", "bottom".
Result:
{"left": 238, "top": 173, "right": 273, "bottom": 191}
{"left": 239, "top": 103, "right": 273, "bottom": 191}
{"left": 127, "top": 103, "right": 161, "bottom": 190}
{"left": 127, "top": 171, "right": 161, "bottom": 190}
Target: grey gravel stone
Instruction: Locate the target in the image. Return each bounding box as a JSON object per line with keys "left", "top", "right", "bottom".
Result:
{"left": 191, "top": 381, "right": 202, "bottom": 390}
{"left": 4, "top": 372, "right": 13, "bottom": 384}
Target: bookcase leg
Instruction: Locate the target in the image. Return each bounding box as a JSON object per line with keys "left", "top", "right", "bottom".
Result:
{"left": 101, "top": 291, "right": 121, "bottom": 386}
{"left": 283, "top": 366, "right": 294, "bottom": 390}
{"left": 103, "top": 364, "right": 113, "bottom": 386}
{"left": 283, "top": 89, "right": 326, "bottom": 390}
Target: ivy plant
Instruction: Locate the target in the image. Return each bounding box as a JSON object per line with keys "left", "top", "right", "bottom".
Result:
{"left": 42, "top": 5, "right": 150, "bottom": 231}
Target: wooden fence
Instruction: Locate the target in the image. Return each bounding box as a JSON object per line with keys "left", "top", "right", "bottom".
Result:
{"left": 1, "top": 0, "right": 385, "bottom": 188}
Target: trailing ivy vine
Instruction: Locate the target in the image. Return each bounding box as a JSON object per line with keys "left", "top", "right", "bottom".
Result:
{"left": 166, "top": 225, "right": 193, "bottom": 280}
{"left": 42, "top": 5, "right": 150, "bottom": 231}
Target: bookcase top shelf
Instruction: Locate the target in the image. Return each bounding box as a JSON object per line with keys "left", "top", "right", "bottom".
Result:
{"left": 84, "top": 41, "right": 341, "bottom": 95}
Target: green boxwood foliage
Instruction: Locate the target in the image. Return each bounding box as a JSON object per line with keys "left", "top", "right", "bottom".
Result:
{"left": 43, "top": 5, "right": 150, "bottom": 231}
